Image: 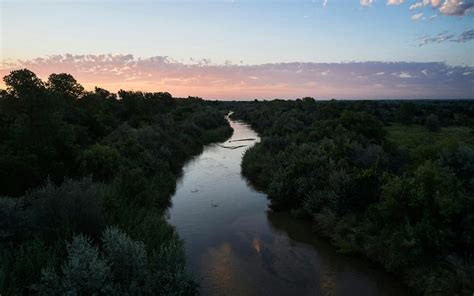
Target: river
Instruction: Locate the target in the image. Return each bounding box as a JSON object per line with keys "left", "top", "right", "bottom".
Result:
{"left": 167, "top": 119, "right": 408, "bottom": 296}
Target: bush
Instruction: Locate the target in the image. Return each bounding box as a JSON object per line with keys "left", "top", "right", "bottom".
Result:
{"left": 1, "top": 239, "right": 62, "bottom": 295}
{"left": 368, "top": 162, "right": 468, "bottom": 269}
{"left": 440, "top": 145, "right": 474, "bottom": 190}
{"left": 35, "top": 227, "right": 198, "bottom": 295}
{"left": 101, "top": 227, "right": 149, "bottom": 294}
{"left": 80, "top": 144, "right": 120, "bottom": 181}
{"left": 0, "top": 178, "right": 105, "bottom": 242}
{"left": 28, "top": 178, "right": 106, "bottom": 240}
{"left": 0, "top": 197, "right": 26, "bottom": 241}
{"left": 425, "top": 113, "right": 441, "bottom": 132}
{"left": 36, "top": 235, "right": 113, "bottom": 295}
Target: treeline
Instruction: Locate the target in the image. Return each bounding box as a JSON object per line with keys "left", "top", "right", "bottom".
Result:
{"left": 229, "top": 98, "right": 474, "bottom": 295}
{"left": 0, "top": 69, "right": 232, "bottom": 294}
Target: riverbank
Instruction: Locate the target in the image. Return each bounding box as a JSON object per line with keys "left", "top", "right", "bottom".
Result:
{"left": 0, "top": 70, "right": 233, "bottom": 295}
{"left": 231, "top": 100, "right": 473, "bottom": 295}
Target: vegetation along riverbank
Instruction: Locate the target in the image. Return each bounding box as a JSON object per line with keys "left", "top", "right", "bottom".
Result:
{"left": 229, "top": 98, "right": 474, "bottom": 295}
{"left": 0, "top": 69, "right": 232, "bottom": 295}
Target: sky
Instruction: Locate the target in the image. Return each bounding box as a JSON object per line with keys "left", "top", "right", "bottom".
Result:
{"left": 0, "top": 0, "right": 473, "bottom": 100}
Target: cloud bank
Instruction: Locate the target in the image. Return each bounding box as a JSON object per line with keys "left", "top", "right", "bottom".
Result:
{"left": 1, "top": 54, "right": 473, "bottom": 100}
{"left": 330, "top": 0, "right": 474, "bottom": 17}
{"left": 410, "top": 0, "right": 474, "bottom": 18}
{"left": 418, "top": 29, "right": 474, "bottom": 45}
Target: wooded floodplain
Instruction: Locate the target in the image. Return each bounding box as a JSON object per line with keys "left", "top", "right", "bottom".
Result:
{"left": 228, "top": 98, "right": 474, "bottom": 295}
{"left": 0, "top": 69, "right": 231, "bottom": 295}
{"left": 0, "top": 69, "right": 473, "bottom": 295}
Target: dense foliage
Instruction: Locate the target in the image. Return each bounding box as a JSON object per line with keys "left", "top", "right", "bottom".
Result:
{"left": 0, "top": 69, "right": 232, "bottom": 295}
{"left": 229, "top": 99, "right": 474, "bottom": 295}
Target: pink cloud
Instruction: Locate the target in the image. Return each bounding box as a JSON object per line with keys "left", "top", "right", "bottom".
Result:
{"left": 1, "top": 54, "right": 473, "bottom": 100}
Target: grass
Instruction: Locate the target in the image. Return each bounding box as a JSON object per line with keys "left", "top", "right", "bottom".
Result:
{"left": 385, "top": 124, "right": 474, "bottom": 165}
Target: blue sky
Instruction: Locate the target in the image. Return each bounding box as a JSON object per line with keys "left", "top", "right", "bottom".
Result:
{"left": 2, "top": 0, "right": 473, "bottom": 65}
{"left": 0, "top": 0, "right": 473, "bottom": 99}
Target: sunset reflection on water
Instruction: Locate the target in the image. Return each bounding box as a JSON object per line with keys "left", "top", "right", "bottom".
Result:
{"left": 168, "top": 119, "right": 408, "bottom": 296}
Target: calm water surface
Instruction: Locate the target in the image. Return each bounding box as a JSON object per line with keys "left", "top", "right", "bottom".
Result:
{"left": 167, "top": 119, "right": 408, "bottom": 296}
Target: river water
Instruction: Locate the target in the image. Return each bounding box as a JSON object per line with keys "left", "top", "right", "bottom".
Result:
{"left": 167, "top": 119, "right": 408, "bottom": 296}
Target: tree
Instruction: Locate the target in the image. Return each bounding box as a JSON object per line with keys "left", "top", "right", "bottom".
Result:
{"left": 399, "top": 101, "right": 416, "bottom": 124}
{"left": 340, "top": 111, "right": 386, "bottom": 143}
{"left": 2, "top": 69, "right": 49, "bottom": 126}
{"left": 302, "top": 97, "right": 316, "bottom": 107}
{"left": 425, "top": 113, "right": 440, "bottom": 132}
{"left": 47, "top": 73, "right": 84, "bottom": 100}
{"left": 3, "top": 69, "right": 45, "bottom": 99}
{"left": 0, "top": 70, "right": 76, "bottom": 195}
{"left": 79, "top": 144, "right": 120, "bottom": 181}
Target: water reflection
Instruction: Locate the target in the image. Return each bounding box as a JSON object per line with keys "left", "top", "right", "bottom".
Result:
{"left": 252, "top": 237, "right": 262, "bottom": 253}
{"left": 167, "top": 119, "right": 408, "bottom": 296}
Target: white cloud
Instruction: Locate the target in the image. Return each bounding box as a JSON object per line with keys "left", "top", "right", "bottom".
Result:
{"left": 411, "top": 12, "right": 424, "bottom": 20}
{"left": 397, "top": 72, "right": 413, "bottom": 78}
{"left": 387, "top": 0, "right": 473, "bottom": 18}
{"left": 410, "top": 2, "right": 423, "bottom": 10}
{"left": 360, "top": 0, "right": 375, "bottom": 6}
{"left": 439, "top": 0, "right": 474, "bottom": 16}
{"left": 422, "top": 0, "right": 441, "bottom": 6}
{"left": 387, "top": 0, "right": 404, "bottom": 5}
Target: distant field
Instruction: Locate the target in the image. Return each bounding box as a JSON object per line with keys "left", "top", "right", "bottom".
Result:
{"left": 386, "top": 124, "right": 474, "bottom": 164}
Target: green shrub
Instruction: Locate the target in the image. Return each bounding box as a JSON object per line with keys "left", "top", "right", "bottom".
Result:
{"left": 102, "top": 227, "right": 149, "bottom": 294}
{"left": 0, "top": 178, "right": 105, "bottom": 242}
{"left": 425, "top": 113, "right": 441, "bottom": 132}
{"left": 0, "top": 197, "right": 26, "bottom": 241}
{"left": 28, "top": 178, "right": 106, "bottom": 240}
{"left": 35, "top": 227, "right": 198, "bottom": 295}
{"left": 36, "top": 235, "right": 113, "bottom": 295}
{"left": 80, "top": 144, "right": 120, "bottom": 181}
{"left": 1, "top": 239, "right": 62, "bottom": 295}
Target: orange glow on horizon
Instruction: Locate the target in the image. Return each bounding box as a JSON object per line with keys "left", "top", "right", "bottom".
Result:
{"left": 1, "top": 54, "right": 472, "bottom": 100}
